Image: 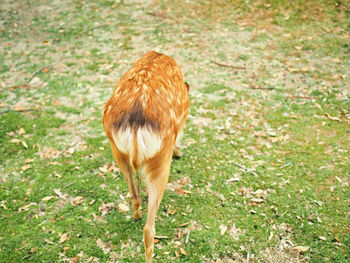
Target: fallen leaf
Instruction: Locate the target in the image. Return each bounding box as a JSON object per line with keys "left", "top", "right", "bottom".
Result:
{"left": 219, "top": 224, "right": 227, "bottom": 236}
{"left": 117, "top": 202, "right": 130, "bottom": 213}
{"left": 168, "top": 207, "right": 178, "bottom": 215}
{"left": 44, "top": 239, "right": 54, "bottom": 245}
{"left": 12, "top": 103, "right": 25, "bottom": 111}
{"left": 18, "top": 128, "right": 26, "bottom": 135}
{"left": 325, "top": 113, "right": 341, "bottom": 122}
{"left": 41, "top": 196, "right": 55, "bottom": 201}
{"left": 71, "top": 196, "right": 84, "bottom": 206}
{"left": 99, "top": 166, "right": 108, "bottom": 173}
{"left": 18, "top": 202, "right": 37, "bottom": 212}
{"left": 29, "top": 247, "right": 37, "bottom": 253}
{"left": 254, "top": 131, "right": 267, "bottom": 137}
{"left": 96, "top": 238, "right": 111, "bottom": 254}
{"left": 53, "top": 171, "right": 62, "bottom": 178}
{"left": 21, "top": 164, "right": 31, "bottom": 171}
{"left": 22, "top": 141, "right": 28, "bottom": 149}
{"left": 250, "top": 198, "right": 264, "bottom": 203}
{"left": 179, "top": 222, "right": 190, "bottom": 227}
{"left": 59, "top": 233, "right": 70, "bottom": 244}
{"left": 10, "top": 139, "right": 21, "bottom": 145}
{"left": 62, "top": 246, "right": 70, "bottom": 251}
{"left": 54, "top": 189, "right": 68, "bottom": 199}
{"left": 226, "top": 176, "right": 240, "bottom": 183}
{"left": 25, "top": 159, "right": 34, "bottom": 164}
{"left": 292, "top": 246, "right": 310, "bottom": 253}
{"left": 180, "top": 247, "right": 187, "bottom": 256}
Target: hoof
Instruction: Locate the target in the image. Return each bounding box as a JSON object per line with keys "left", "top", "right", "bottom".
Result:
{"left": 133, "top": 209, "right": 142, "bottom": 220}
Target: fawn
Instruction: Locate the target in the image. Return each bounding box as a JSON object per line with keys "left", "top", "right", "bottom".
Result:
{"left": 102, "top": 51, "right": 189, "bottom": 262}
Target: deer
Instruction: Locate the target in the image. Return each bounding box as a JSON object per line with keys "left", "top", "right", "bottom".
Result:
{"left": 102, "top": 51, "right": 190, "bottom": 262}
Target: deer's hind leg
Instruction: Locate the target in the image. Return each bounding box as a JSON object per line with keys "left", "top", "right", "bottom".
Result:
{"left": 143, "top": 148, "right": 173, "bottom": 262}
{"left": 110, "top": 143, "right": 142, "bottom": 219}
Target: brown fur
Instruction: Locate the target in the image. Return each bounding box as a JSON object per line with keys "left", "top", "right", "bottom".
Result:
{"left": 102, "top": 51, "right": 189, "bottom": 262}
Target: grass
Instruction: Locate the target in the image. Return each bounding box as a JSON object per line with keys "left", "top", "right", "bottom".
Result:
{"left": 0, "top": 0, "right": 349, "bottom": 262}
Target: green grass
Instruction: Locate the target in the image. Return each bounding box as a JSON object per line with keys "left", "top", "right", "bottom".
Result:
{"left": 0, "top": 0, "right": 349, "bottom": 262}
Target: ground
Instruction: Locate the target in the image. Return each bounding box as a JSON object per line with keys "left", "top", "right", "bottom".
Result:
{"left": 0, "top": 0, "right": 349, "bottom": 262}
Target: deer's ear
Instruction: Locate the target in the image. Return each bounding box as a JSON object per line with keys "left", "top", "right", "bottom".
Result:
{"left": 185, "top": 82, "right": 190, "bottom": 92}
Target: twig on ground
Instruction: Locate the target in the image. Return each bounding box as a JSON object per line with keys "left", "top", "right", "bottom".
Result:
{"left": 185, "top": 230, "right": 190, "bottom": 244}
{"left": 63, "top": 181, "right": 76, "bottom": 189}
{"left": 280, "top": 162, "right": 292, "bottom": 169}
{"left": 0, "top": 107, "right": 36, "bottom": 115}
{"left": 249, "top": 85, "right": 275, "bottom": 91}
{"left": 27, "top": 64, "right": 54, "bottom": 84}
{"left": 231, "top": 161, "right": 258, "bottom": 176}
{"left": 79, "top": 24, "right": 110, "bottom": 36}
{"left": 212, "top": 61, "right": 246, "bottom": 70}
{"left": 287, "top": 95, "right": 314, "bottom": 100}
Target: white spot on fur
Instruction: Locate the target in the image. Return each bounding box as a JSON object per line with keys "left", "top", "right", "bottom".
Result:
{"left": 106, "top": 105, "right": 112, "bottom": 113}
{"left": 143, "top": 84, "right": 149, "bottom": 92}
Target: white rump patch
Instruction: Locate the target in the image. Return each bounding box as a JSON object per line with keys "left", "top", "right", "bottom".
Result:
{"left": 136, "top": 128, "right": 162, "bottom": 160}
{"left": 112, "top": 127, "right": 134, "bottom": 156}
{"left": 112, "top": 127, "right": 162, "bottom": 166}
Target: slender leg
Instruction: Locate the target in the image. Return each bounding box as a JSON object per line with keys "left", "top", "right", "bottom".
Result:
{"left": 173, "top": 134, "right": 183, "bottom": 158}
{"left": 110, "top": 143, "right": 142, "bottom": 219}
{"left": 143, "top": 151, "right": 172, "bottom": 263}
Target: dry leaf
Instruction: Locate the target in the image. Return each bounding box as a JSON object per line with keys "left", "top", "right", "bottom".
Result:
{"left": 53, "top": 171, "right": 62, "bottom": 178}
{"left": 180, "top": 248, "right": 187, "bottom": 256}
{"left": 25, "top": 159, "right": 34, "bottom": 164}
{"left": 254, "top": 131, "right": 267, "bottom": 137}
{"left": 41, "top": 196, "right": 55, "bottom": 201}
{"left": 168, "top": 207, "right": 178, "bottom": 215}
{"left": 117, "top": 202, "right": 130, "bottom": 213}
{"left": 70, "top": 256, "right": 80, "bottom": 263}
{"left": 10, "top": 139, "right": 21, "bottom": 145}
{"left": 99, "top": 166, "right": 108, "bottom": 173}
{"left": 96, "top": 238, "right": 111, "bottom": 254}
{"left": 22, "top": 141, "right": 28, "bottom": 149}
{"left": 18, "top": 128, "right": 26, "bottom": 135}
{"left": 292, "top": 246, "right": 310, "bottom": 253}
{"left": 250, "top": 198, "right": 264, "bottom": 203}
{"left": 13, "top": 103, "right": 25, "bottom": 111}
{"left": 226, "top": 176, "right": 240, "bottom": 183}
{"left": 54, "top": 189, "right": 68, "bottom": 199}
{"left": 18, "top": 202, "right": 37, "bottom": 212}
{"left": 21, "top": 164, "right": 31, "bottom": 171}
{"left": 219, "top": 224, "right": 227, "bottom": 236}
{"left": 30, "top": 247, "right": 37, "bottom": 253}
{"left": 325, "top": 113, "right": 341, "bottom": 122}
{"left": 44, "top": 239, "right": 54, "bottom": 245}
{"left": 59, "top": 233, "right": 70, "bottom": 244}
{"left": 71, "top": 196, "right": 84, "bottom": 206}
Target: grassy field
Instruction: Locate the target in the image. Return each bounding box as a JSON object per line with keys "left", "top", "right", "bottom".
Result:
{"left": 1, "top": 0, "right": 349, "bottom": 262}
